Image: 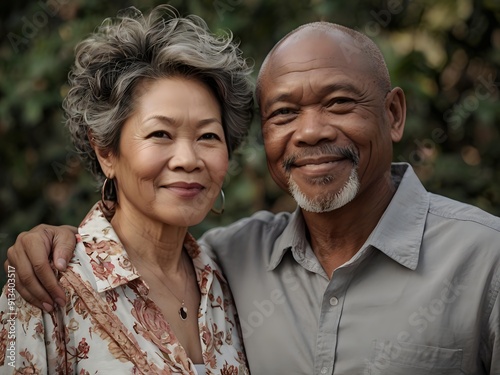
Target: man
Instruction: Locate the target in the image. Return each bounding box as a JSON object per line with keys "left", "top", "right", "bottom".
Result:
{"left": 6, "top": 22, "right": 500, "bottom": 374}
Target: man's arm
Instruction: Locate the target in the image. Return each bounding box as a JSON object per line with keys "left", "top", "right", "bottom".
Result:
{"left": 4, "top": 224, "right": 77, "bottom": 311}
{"left": 487, "top": 285, "right": 500, "bottom": 373}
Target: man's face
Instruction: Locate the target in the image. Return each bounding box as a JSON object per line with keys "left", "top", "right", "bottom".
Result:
{"left": 259, "top": 29, "right": 403, "bottom": 213}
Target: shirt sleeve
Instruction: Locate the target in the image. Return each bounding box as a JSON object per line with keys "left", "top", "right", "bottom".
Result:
{"left": 486, "top": 278, "right": 500, "bottom": 374}
{"left": 0, "top": 286, "right": 68, "bottom": 374}
{"left": 198, "top": 228, "right": 220, "bottom": 263}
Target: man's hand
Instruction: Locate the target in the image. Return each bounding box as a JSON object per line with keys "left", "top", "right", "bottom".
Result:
{"left": 4, "top": 224, "right": 77, "bottom": 311}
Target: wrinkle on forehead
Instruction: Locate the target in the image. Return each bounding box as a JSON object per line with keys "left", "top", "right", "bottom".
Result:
{"left": 262, "top": 36, "right": 370, "bottom": 92}
{"left": 269, "top": 28, "right": 352, "bottom": 62}
{"left": 269, "top": 57, "right": 355, "bottom": 80}
{"left": 262, "top": 46, "right": 373, "bottom": 99}
{"left": 257, "top": 25, "right": 391, "bottom": 105}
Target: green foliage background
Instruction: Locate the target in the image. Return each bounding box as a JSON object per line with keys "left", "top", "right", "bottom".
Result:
{"left": 1, "top": 0, "right": 499, "bottom": 284}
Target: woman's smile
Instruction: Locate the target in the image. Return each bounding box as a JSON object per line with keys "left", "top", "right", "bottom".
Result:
{"left": 162, "top": 182, "right": 205, "bottom": 198}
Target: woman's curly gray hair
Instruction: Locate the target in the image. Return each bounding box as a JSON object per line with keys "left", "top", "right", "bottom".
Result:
{"left": 64, "top": 5, "right": 254, "bottom": 184}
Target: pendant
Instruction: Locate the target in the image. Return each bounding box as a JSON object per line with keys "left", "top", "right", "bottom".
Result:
{"left": 179, "top": 306, "right": 188, "bottom": 320}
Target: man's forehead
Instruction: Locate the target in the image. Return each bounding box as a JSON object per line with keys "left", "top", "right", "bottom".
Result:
{"left": 265, "top": 28, "right": 356, "bottom": 74}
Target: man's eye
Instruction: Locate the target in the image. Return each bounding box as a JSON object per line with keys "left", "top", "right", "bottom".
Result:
{"left": 327, "top": 97, "right": 354, "bottom": 107}
{"left": 264, "top": 107, "right": 298, "bottom": 125}
{"left": 272, "top": 108, "right": 294, "bottom": 116}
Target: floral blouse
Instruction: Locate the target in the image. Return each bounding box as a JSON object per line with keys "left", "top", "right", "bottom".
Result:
{"left": 0, "top": 203, "right": 249, "bottom": 374}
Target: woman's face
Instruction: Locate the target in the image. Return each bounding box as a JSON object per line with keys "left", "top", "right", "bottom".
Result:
{"left": 102, "top": 77, "right": 228, "bottom": 228}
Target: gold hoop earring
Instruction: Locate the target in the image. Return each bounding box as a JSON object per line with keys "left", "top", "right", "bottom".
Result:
{"left": 211, "top": 189, "right": 225, "bottom": 215}
{"left": 101, "top": 178, "right": 116, "bottom": 212}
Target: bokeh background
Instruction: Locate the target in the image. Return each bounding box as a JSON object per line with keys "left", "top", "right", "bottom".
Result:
{"left": 1, "top": 0, "right": 499, "bottom": 284}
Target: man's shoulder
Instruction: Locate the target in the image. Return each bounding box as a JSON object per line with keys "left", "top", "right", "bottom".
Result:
{"left": 200, "top": 210, "right": 293, "bottom": 247}
{"left": 428, "top": 193, "right": 500, "bottom": 233}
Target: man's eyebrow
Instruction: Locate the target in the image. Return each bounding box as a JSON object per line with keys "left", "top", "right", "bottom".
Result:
{"left": 262, "top": 82, "right": 364, "bottom": 113}
{"left": 261, "top": 92, "right": 293, "bottom": 114}
{"left": 318, "top": 82, "right": 364, "bottom": 97}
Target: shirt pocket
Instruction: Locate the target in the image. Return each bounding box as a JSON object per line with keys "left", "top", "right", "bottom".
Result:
{"left": 366, "top": 339, "right": 464, "bottom": 375}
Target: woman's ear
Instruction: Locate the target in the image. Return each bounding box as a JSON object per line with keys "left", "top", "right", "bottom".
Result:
{"left": 385, "top": 87, "right": 406, "bottom": 143}
{"left": 91, "top": 137, "right": 116, "bottom": 179}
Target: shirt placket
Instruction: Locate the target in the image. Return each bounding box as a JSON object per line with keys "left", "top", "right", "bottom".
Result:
{"left": 313, "top": 267, "right": 353, "bottom": 375}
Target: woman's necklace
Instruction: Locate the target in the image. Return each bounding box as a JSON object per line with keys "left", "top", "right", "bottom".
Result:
{"left": 160, "top": 255, "right": 189, "bottom": 320}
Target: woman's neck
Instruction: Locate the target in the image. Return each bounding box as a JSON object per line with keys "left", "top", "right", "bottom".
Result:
{"left": 110, "top": 205, "right": 188, "bottom": 273}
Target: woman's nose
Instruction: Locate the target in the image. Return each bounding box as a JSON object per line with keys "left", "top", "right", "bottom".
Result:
{"left": 167, "top": 141, "right": 202, "bottom": 172}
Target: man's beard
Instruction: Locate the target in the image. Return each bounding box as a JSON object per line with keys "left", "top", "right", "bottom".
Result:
{"left": 288, "top": 167, "right": 360, "bottom": 213}
{"left": 283, "top": 144, "right": 360, "bottom": 213}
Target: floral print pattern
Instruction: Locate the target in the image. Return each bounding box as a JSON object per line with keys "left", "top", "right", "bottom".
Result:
{"left": 0, "top": 202, "right": 249, "bottom": 374}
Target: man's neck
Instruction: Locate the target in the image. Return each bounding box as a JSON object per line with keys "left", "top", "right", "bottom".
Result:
{"left": 302, "top": 177, "right": 397, "bottom": 278}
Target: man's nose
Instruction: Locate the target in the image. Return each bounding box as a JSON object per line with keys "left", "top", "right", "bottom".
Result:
{"left": 292, "top": 110, "right": 338, "bottom": 147}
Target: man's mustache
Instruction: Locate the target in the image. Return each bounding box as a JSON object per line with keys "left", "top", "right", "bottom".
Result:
{"left": 283, "top": 144, "right": 359, "bottom": 173}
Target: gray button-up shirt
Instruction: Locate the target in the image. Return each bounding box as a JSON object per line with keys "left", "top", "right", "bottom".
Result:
{"left": 200, "top": 163, "right": 500, "bottom": 375}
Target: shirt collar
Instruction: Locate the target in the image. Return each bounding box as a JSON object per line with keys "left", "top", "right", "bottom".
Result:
{"left": 77, "top": 202, "right": 218, "bottom": 293}
{"left": 77, "top": 203, "right": 140, "bottom": 292}
{"left": 268, "top": 206, "right": 307, "bottom": 271}
{"left": 367, "top": 163, "right": 429, "bottom": 270}
{"left": 268, "top": 163, "right": 429, "bottom": 271}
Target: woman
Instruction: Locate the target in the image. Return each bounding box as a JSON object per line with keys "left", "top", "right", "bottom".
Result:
{"left": 0, "top": 5, "right": 253, "bottom": 374}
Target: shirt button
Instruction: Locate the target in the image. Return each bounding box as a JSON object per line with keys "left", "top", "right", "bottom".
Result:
{"left": 320, "top": 367, "right": 328, "bottom": 374}
{"left": 329, "top": 297, "right": 339, "bottom": 306}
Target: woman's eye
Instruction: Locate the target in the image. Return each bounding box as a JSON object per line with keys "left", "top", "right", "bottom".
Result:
{"left": 199, "top": 133, "right": 221, "bottom": 141}
{"left": 149, "top": 131, "right": 171, "bottom": 139}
